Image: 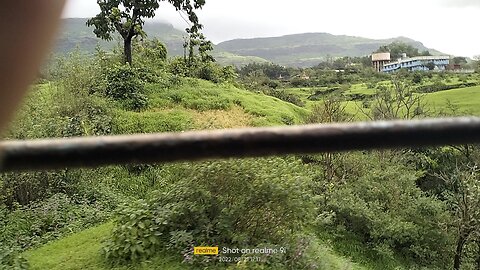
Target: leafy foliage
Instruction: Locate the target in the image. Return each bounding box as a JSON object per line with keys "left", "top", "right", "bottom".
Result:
{"left": 320, "top": 153, "right": 452, "bottom": 267}
{"left": 0, "top": 246, "right": 28, "bottom": 270}
{"left": 239, "top": 63, "right": 291, "bottom": 80}
{"left": 361, "top": 79, "right": 426, "bottom": 120}
{"left": 103, "top": 158, "right": 316, "bottom": 266}
{"left": 105, "top": 64, "right": 148, "bottom": 111}
{"left": 263, "top": 89, "right": 305, "bottom": 107}
{"left": 87, "top": 0, "right": 206, "bottom": 64}
{"left": 376, "top": 41, "right": 431, "bottom": 60}
{"left": 133, "top": 38, "right": 168, "bottom": 69}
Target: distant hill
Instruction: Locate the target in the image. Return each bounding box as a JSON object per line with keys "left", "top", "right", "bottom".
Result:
{"left": 55, "top": 18, "right": 186, "bottom": 56}
{"left": 216, "top": 33, "right": 445, "bottom": 67}
{"left": 56, "top": 19, "right": 445, "bottom": 68}
{"left": 56, "top": 18, "right": 272, "bottom": 67}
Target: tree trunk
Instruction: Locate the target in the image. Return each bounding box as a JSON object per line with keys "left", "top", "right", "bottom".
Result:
{"left": 124, "top": 37, "right": 133, "bottom": 65}
{"left": 454, "top": 233, "right": 468, "bottom": 270}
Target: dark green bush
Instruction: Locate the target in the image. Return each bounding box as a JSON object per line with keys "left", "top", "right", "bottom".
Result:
{"left": 0, "top": 193, "right": 115, "bottom": 250}
{"left": 167, "top": 57, "right": 191, "bottom": 77}
{"left": 105, "top": 65, "right": 148, "bottom": 111}
{"left": 265, "top": 89, "right": 305, "bottom": 107}
{"left": 195, "top": 62, "right": 222, "bottom": 83}
{"left": 133, "top": 38, "right": 167, "bottom": 70}
{"left": 0, "top": 246, "right": 28, "bottom": 270}
{"left": 412, "top": 73, "right": 423, "bottom": 84}
{"left": 324, "top": 157, "right": 452, "bottom": 267}
{"left": 103, "top": 158, "right": 316, "bottom": 265}
{"left": 416, "top": 82, "right": 477, "bottom": 93}
{"left": 220, "top": 65, "right": 238, "bottom": 83}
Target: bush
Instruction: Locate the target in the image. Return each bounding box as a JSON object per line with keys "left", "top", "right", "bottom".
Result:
{"left": 103, "top": 158, "right": 316, "bottom": 265}
{"left": 167, "top": 57, "right": 191, "bottom": 77}
{"left": 264, "top": 89, "right": 305, "bottom": 107}
{"left": 0, "top": 193, "right": 115, "bottom": 251}
{"left": 167, "top": 57, "right": 236, "bottom": 84}
{"left": 323, "top": 155, "right": 452, "bottom": 267}
{"left": 0, "top": 171, "right": 73, "bottom": 207}
{"left": 195, "top": 62, "right": 223, "bottom": 83}
{"left": 105, "top": 65, "right": 148, "bottom": 111}
{"left": 133, "top": 38, "right": 167, "bottom": 70}
{"left": 416, "top": 81, "right": 477, "bottom": 93}
{"left": 0, "top": 246, "right": 28, "bottom": 270}
{"left": 412, "top": 73, "right": 423, "bottom": 84}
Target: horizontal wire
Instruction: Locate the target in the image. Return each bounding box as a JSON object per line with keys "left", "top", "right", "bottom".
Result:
{"left": 1, "top": 117, "right": 480, "bottom": 172}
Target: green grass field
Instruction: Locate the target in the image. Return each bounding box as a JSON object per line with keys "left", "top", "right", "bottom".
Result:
{"left": 424, "top": 85, "right": 480, "bottom": 115}
{"left": 23, "top": 223, "right": 194, "bottom": 270}
{"left": 143, "top": 79, "right": 308, "bottom": 127}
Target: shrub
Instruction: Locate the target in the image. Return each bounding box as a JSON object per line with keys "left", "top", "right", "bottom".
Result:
{"left": 412, "top": 73, "right": 423, "bottom": 84}
{"left": 416, "top": 82, "right": 477, "bottom": 93}
{"left": 133, "top": 38, "right": 167, "bottom": 70}
{"left": 220, "top": 65, "right": 238, "bottom": 83}
{"left": 0, "top": 246, "right": 28, "bottom": 270}
{"left": 0, "top": 193, "right": 115, "bottom": 251}
{"left": 105, "top": 65, "right": 148, "bottom": 111}
{"left": 103, "top": 158, "right": 316, "bottom": 265}
{"left": 323, "top": 156, "right": 452, "bottom": 267}
{"left": 167, "top": 57, "right": 191, "bottom": 77}
{"left": 195, "top": 62, "right": 223, "bottom": 83}
{"left": 265, "top": 89, "right": 305, "bottom": 107}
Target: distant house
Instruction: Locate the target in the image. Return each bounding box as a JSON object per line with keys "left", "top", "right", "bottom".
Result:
{"left": 382, "top": 56, "right": 450, "bottom": 73}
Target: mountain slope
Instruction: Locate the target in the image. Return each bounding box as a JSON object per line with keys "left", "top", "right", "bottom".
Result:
{"left": 56, "top": 18, "right": 186, "bottom": 56}
{"left": 216, "top": 33, "right": 444, "bottom": 67}
{"left": 56, "top": 18, "right": 271, "bottom": 66}
{"left": 57, "top": 19, "right": 445, "bottom": 68}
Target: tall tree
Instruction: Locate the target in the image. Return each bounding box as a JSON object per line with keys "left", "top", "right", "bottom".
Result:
{"left": 87, "top": 0, "right": 205, "bottom": 65}
{"left": 439, "top": 164, "right": 480, "bottom": 270}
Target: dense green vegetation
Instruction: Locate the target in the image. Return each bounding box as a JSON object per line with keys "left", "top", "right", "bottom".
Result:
{"left": 3, "top": 21, "right": 480, "bottom": 270}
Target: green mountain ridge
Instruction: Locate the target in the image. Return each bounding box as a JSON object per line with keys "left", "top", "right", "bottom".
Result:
{"left": 216, "top": 33, "right": 445, "bottom": 67}
{"left": 56, "top": 18, "right": 187, "bottom": 56}
{"left": 57, "top": 18, "right": 446, "bottom": 68}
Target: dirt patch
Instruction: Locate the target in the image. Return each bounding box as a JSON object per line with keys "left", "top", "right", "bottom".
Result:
{"left": 191, "top": 105, "right": 253, "bottom": 129}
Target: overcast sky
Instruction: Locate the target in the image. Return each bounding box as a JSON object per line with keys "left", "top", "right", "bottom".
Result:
{"left": 63, "top": 0, "right": 480, "bottom": 57}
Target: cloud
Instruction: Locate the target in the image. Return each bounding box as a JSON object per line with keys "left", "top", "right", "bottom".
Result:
{"left": 440, "top": 0, "right": 480, "bottom": 7}
{"left": 63, "top": 0, "right": 99, "bottom": 18}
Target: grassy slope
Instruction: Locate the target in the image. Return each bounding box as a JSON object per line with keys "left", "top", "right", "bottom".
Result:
{"left": 424, "top": 85, "right": 480, "bottom": 115}
{"left": 115, "top": 79, "right": 309, "bottom": 134}
{"left": 24, "top": 223, "right": 113, "bottom": 270}
{"left": 212, "top": 51, "right": 269, "bottom": 67}
{"left": 23, "top": 223, "right": 190, "bottom": 270}
{"left": 25, "top": 222, "right": 365, "bottom": 270}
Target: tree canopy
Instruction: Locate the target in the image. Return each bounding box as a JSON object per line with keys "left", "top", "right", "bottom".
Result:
{"left": 87, "top": 0, "right": 206, "bottom": 65}
{"left": 376, "top": 41, "right": 431, "bottom": 60}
